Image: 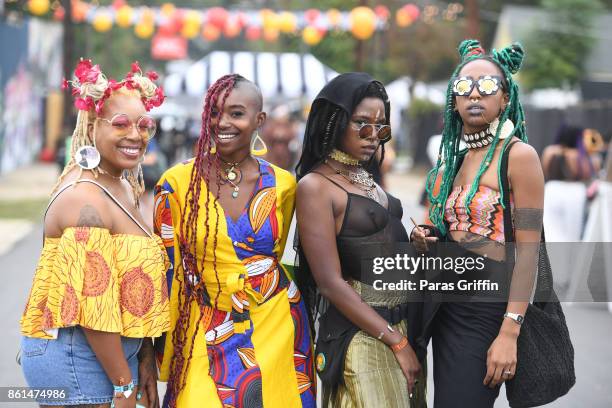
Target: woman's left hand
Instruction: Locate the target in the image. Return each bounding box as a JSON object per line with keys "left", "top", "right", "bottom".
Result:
{"left": 137, "top": 338, "right": 159, "bottom": 408}
{"left": 483, "top": 331, "right": 517, "bottom": 388}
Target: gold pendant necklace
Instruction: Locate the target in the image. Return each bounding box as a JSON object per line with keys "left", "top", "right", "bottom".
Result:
{"left": 219, "top": 155, "right": 250, "bottom": 199}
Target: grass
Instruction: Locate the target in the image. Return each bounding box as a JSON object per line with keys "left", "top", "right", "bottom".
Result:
{"left": 0, "top": 199, "right": 49, "bottom": 221}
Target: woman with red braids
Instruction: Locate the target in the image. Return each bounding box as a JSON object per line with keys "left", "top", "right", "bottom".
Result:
{"left": 154, "top": 74, "right": 315, "bottom": 407}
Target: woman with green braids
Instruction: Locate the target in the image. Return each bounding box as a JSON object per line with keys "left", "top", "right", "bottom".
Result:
{"left": 412, "top": 40, "right": 545, "bottom": 406}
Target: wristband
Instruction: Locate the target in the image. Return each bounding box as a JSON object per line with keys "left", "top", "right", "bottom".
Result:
{"left": 113, "top": 378, "right": 135, "bottom": 399}
{"left": 390, "top": 336, "right": 408, "bottom": 353}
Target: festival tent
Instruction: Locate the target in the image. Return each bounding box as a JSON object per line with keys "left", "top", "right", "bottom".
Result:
{"left": 160, "top": 50, "right": 338, "bottom": 117}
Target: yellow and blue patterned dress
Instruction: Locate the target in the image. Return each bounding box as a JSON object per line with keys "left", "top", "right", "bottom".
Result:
{"left": 154, "top": 158, "right": 315, "bottom": 408}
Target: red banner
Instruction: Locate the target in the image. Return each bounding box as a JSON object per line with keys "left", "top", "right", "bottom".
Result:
{"left": 151, "top": 34, "right": 188, "bottom": 60}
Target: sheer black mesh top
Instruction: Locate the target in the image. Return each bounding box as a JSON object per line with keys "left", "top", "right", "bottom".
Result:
{"left": 314, "top": 172, "right": 409, "bottom": 281}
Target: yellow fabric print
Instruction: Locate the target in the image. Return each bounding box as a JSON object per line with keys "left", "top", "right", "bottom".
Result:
{"left": 20, "top": 227, "right": 170, "bottom": 339}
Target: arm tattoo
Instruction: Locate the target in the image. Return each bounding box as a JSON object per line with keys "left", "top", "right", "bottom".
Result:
{"left": 77, "top": 205, "right": 105, "bottom": 228}
{"left": 513, "top": 208, "right": 543, "bottom": 231}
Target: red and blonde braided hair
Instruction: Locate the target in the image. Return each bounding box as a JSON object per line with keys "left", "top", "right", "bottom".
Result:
{"left": 166, "top": 74, "right": 248, "bottom": 407}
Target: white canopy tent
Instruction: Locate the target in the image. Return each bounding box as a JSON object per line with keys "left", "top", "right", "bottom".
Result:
{"left": 162, "top": 51, "right": 338, "bottom": 112}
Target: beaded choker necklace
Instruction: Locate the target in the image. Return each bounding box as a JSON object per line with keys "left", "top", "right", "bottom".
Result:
{"left": 328, "top": 149, "right": 360, "bottom": 166}
{"left": 462, "top": 128, "right": 494, "bottom": 149}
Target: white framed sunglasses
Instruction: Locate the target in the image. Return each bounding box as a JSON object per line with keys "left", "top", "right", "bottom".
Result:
{"left": 97, "top": 113, "right": 157, "bottom": 141}
{"left": 452, "top": 75, "right": 504, "bottom": 97}
{"left": 350, "top": 121, "right": 392, "bottom": 142}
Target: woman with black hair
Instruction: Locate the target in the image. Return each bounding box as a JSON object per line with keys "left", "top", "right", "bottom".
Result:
{"left": 296, "top": 72, "right": 425, "bottom": 407}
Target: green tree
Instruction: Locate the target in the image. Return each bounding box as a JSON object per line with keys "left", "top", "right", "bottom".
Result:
{"left": 521, "top": 0, "right": 603, "bottom": 90}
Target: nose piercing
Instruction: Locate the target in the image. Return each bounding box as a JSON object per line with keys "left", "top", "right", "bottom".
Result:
{"left": 470, "top": 98, "right": 479, "bottom": 103}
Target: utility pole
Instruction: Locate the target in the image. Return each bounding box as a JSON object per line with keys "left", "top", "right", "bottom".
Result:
{"left": 465, "top": 0, "right": 480, "bottom": 40}
{"left": 61, "top": 0, "right": 74, "bottom": 133}
{"left": 355, "top": 0, "right": 367, "bottom": 71}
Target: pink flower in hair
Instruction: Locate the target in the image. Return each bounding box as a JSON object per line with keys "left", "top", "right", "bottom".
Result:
{"left": 61, "top": 78, "right": 69, "bottom": 90}
{"left": 74, "top": 96, "right": 94, "bottom": 111}
{"left": 74, "top": 59, "right": 100, "bottom": 84}
{"left": 95, "top": 99, "right": 106, "bottom": 114}
{"left": 131, "top": 61, "right": 141, "bottom": 74}
{"left": 146, "top": 71, "right": 159, "bottom": 81}
{"left": 108, "top": 79, "right": 122, "bottom": 91}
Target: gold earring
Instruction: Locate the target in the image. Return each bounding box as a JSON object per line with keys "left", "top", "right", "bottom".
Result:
{"left": 250, "top": 132, "right": 268, "bottom": 156}
{"left": 209, "top": 140, "right": 217, "bottom": 154}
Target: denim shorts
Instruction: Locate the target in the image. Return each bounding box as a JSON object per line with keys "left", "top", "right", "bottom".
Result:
{"left": 20, "top": 326, "right": 142, "bottom": 405}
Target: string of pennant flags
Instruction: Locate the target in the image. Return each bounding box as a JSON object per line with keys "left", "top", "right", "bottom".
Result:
{"left": 25, "top": 0, "right": 464, "bottom": 45}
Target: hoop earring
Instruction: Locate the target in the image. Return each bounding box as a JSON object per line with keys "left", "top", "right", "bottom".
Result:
{"left": 250, "top": 131, "right": 268, "bottom": 156}
{"left": 75, "top": 145, "right": 101, "bottom": 170}
{"left": 76, "top": 119, "right": 102, "bottom": 170}
{"left": 209, "top": 139, "right": 217, "bottom": 155}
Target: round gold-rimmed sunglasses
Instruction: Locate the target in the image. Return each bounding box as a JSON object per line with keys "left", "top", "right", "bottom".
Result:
{"left": 97, "top": 113, "right": 157, "bottom": 141}
{"left": 350, "top": 121, "right": 392, "bottom": 142}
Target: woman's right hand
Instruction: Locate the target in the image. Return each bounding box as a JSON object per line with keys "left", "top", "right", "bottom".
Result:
{"left": 410, "top": 225, "right": 438, "bottom": 252}
{"left": 391, "top": 337, "right": 422, "bottom": 393}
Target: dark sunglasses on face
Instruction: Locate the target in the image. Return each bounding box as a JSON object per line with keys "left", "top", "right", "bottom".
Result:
{"left": 452, "top": 75, "right": 504, "bottom": 97}
{"left": 350, "top": 120, "right": 392, "bottom": 142}
{"left": 98, "top": 113, "right": 157, "bottom": 141}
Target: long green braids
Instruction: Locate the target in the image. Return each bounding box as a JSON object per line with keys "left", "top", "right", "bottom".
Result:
{"left": 426, "top": 39, "right": 527, "bottom": 235}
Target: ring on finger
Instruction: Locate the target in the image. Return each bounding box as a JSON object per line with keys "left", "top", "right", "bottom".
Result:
{"left": 503, "top": 370, "right": 513, "bottom": 377}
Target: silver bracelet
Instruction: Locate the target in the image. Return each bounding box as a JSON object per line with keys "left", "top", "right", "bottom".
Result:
{"left": 376, "top": 324, "right": 395, "bottom": 340}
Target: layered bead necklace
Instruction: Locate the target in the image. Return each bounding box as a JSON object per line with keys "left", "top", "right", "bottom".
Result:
{"left": 326, "top": 149, "right": 380, "bottom": 203}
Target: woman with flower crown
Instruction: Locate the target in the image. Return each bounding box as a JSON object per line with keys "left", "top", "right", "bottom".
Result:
{"left": 154, "top": 74, "right": 316, "bottom": 407}
{"left": 19, "top": 59, "right": 169, "bottom": 407}
{"left": 412, "top": 40, "right": 546, "bottom": 407}
{"left": 295, "top": 72, "right": 426, "bottom": 407}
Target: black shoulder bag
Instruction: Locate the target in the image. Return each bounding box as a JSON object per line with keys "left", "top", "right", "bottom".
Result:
{"left": 314, "top": 304, "right": 360, "bottom": 389}
{"left": 500, "top": 141, "right": 576, "bottom": 407}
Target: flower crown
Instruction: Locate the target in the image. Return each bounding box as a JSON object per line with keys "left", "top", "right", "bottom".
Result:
{"left": 62, "top": 59, "right": 165, "bottom": 114}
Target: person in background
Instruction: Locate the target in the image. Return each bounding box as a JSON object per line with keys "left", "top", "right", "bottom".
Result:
{"left": 542, "top": 125, "right": 603, "bottom": 182}
{"left": 541, "top": 125, "right": 606, "bottom": 293}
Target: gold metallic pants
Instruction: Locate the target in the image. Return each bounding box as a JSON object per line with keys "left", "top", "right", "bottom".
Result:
{"left": 323, "top": 320, "right": 427, "bottom": 408}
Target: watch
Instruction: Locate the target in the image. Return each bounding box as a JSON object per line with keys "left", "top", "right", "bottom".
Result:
{"left": 504, "top": 312, "right": 524, "bottom": 325}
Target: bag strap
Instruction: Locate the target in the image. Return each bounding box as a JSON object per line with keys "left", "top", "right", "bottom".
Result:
{"left": 44, "top": 179, "right": 152, "bottom": 239}
{"left": 499, "top": 141, "right": 555, "bottom": 304}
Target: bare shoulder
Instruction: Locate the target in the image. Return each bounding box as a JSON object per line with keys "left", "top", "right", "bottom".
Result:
{"left": 297, "top": 171, "right": 329, "bottom": 199}
{"left": 509, "top": 140, "right": 541, "bottom": 165}
{"left": 508, "top": 140, "right": 544, "bottom": 188}
{"left": 46, "top": 179, "right": 113, "bottom": 233}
